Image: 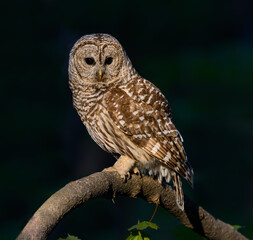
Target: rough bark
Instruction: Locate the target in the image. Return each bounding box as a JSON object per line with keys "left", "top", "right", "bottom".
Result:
{"left": 17, "top": 171, "right": 248, "bottom": 240}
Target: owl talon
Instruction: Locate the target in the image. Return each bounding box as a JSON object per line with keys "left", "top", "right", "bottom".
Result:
{"left": 103, "top": 167, "right": 131, "bottom": 182}
{"left": 132, "top": 167, "right": 141, "bottom": 176}
{"left": 119, "top": 171, "right": 130, "bottom": 182}
{"left": 126, "top": 171, "right": 131, "bottom": 180}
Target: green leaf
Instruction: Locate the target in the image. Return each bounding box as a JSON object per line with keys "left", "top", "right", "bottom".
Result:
{"left": 125, "top": 231, "right": 151, "bottom": 240}
{"left": 125, "top": 231, "right": 141, "bottom": 240}
{"left": 128, "top": 221, "right": 159, "bottom": 231}
{"left": 58, "top": 234, "right": 81, "bottom": 240}
{"left": 138, "top": 231, "right": 143, "bottom": 240}
{"left": 233, "top": 225, "right": 244, "bottom": 230}
{"left": 141, "top": 231, "right": 151, "bottom": 240}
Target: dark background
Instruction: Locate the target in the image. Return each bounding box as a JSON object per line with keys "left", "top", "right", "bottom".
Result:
{"left": 1, "top": 0, "right": 253, "bottom": 239}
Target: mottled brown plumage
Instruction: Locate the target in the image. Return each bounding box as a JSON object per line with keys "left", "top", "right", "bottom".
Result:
{"left": 68, "top": 33, "right": 193, "bottom": 210}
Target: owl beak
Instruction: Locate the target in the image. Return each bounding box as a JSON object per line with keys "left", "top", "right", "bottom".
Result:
{"left": 97, "top": 69, "right": 104, "bottom": 80}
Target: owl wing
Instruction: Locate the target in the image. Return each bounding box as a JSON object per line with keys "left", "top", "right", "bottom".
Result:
{"left": 105, "top": 84, "right": 193, "bottom": 186}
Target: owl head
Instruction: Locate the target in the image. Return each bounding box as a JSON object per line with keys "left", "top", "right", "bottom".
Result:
{"left": 69, "top": 33, "right": 134, "bottom": 88}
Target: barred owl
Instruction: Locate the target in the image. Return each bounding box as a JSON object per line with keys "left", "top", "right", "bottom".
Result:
{"left": 68, "top": 33, "right": 193, "bottom": 210}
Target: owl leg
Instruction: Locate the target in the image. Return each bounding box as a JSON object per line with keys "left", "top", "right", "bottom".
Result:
{"left": 103, "top": 155, "right": 136, "bottom": 181}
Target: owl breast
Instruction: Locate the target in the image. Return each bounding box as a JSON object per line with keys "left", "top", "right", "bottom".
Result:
{"left": 75, "top": 87, "right": 170, "bottom": 183}
{"left": 86, "top": 100, "right": 150, "bottom": 164}
{"left": 74, "top": 86, "right": 150, "bottom": 165}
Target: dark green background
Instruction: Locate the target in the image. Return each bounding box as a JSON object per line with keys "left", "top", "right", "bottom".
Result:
{"left": 1, "top": 0, "right": 253, "bottom": 239}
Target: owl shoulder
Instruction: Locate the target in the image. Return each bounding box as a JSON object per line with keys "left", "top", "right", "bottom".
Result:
{"left": 119, "top": 77, "right": 172, "bottom": 118}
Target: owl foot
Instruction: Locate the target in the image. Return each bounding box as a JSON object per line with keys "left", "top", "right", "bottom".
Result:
{"left": 103, "top": 166, "right": 131, "bottom": 182}
{"left": 103, "top": 155, "right": 136, "bottom": 182}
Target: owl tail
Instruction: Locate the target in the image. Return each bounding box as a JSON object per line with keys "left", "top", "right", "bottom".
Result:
{"left": 171, "top": 172, "right": 184, "bottom": 211}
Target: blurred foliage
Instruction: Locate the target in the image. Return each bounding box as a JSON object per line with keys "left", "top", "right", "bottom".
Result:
{"left": 126, "top": 220, "right": 158, "bottom": 240}
{"left": 128, "top": 221, "right": 159, "bottom": 231}
{"left": 233, "top": 225, "right": 244, "bottom": 230}
{"left": 1, "top": 0, "right": 253, "bottom": 239}
{"left": 58, "top": 234, "right": 81, "bottom": 240}
{"left": 126, "top": 231, "right": 151, "bottom": 240}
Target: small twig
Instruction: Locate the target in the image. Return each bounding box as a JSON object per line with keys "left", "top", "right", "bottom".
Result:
{"left": 149, "top": 199, "right": 159, "bottom": 222}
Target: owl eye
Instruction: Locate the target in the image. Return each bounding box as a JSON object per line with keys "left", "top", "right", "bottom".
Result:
{"left": 105, "top": 57, "right": 113, "bottom": 65}
{"left": 85, "top": 58, "right": 95, "bottom": 65}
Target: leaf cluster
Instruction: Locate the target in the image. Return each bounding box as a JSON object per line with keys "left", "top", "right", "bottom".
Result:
{"left": 126, "top": 221, "right": 159, "bottom": 240}
{"left": 58, "top": 234, "right": 81, "bottom": 240}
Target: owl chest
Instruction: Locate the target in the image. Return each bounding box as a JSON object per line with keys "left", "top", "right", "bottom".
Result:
{"left": 77, "top": 91, "right": 152, "bottom": 165}
{"left": 85, "top": 104, "right": 151, "bottom": 164}
{"left": 84, "top": 104, "right": 122, "bottom": 154}
{"left": 75, "top": 90, "right": 104, "bottom": 123}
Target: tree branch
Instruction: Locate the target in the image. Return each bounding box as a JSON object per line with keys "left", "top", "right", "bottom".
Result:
{"left": 17, "top": 171, "right": 248, "bottom": 240}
